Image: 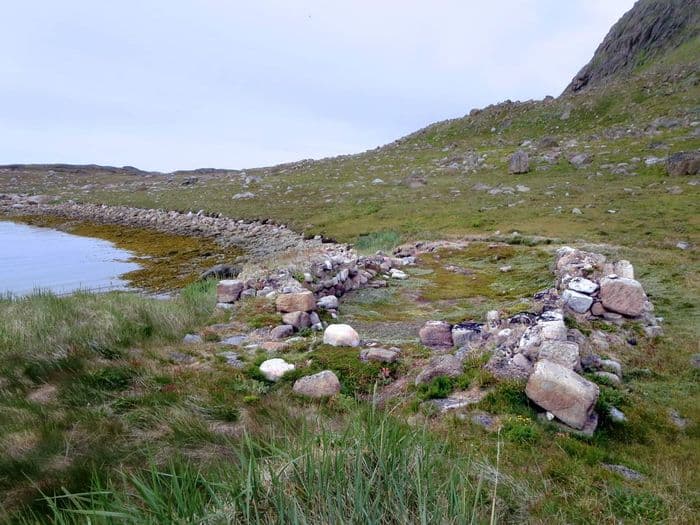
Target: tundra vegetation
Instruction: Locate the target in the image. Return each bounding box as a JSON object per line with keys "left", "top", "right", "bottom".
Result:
{"left": 0, "top": 2, "right": 699, "bottom": 523}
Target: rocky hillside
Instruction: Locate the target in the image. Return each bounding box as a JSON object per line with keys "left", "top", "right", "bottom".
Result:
{"left": 566, "top": 0, "right": 700, "bottom": 93}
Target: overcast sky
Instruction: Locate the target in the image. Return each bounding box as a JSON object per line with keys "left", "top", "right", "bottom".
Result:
{"left": 0, "top": 1, "right": 636, "bottom": 172}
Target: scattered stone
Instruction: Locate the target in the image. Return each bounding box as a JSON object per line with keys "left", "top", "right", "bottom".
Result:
{"left": 525, "top": 360, "right": 599, "bottom": 430}
{"left": 282, "top": 311, "right": 311, "bottom": 329}
{"left": 292, "top": 370, "right": 341, "bottom": 398}
{"left": 599, "top": 276, "right": 647, "bottom": 317}
{"left": 323, "top": 324, "right": 360, "bottom": 347}
{"left": 562, "top": 289, "right": 593, "bottom": 313}
{"left": 276, "top": 291, "right": 316, "bottom": 313}
{"left": 508, "top": 150, "right": 529, "bottom": 174}
{"left": 362, "top": 347, "right": 400, "bottom": 363}
{"left": 182, "top": 334, "right": 203, "bottom": 344}
{"left": 259, "top": 358, "right": 295, "bottom": 381}
{"left": 415, "top": 355, "right": 463, "bottom": 385}
{"left": 538, "top": 136, "right": 559, "bottom": 148}
{"left": 499, "top": 265, "right": 513, "bottom": 273}
{"left": 669, "top": 409, "right": 688, "bottom": 429}
{"left": 419, "top": 321, "right": 454, "bottom": 349}
{"left": 469, "top": 412, "right": 498, "bottom": 430}
{"left": 270, "top": 325, "right": 294, "bottom": 340}
{"left": 676, "top": 241, "right": 690, "bottom": 250}
{"left": 569, "top": 153, "right": 592, "bottom": 167}
{"left": 216, "top": 280, "right": 244, "bottom": 303}
{"left": 609, "top": 407, "right": 627, "bottom": 423}
{"left": 219, "top": 351, "right": 245, "bottom": 368}
{"left": 603, "top": 464, "right": 645, "bottom": 482}
{"left": 666, "top": 151, "right": 700, "bottom": 176}
{"left": 572, "top": 208, "right": 583, "bottom": 215}
{"left": 220, "top": 335, "right": 248, "bottom": 346}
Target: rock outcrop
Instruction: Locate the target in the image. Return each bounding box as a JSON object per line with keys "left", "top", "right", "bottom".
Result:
{"left": 565, "top": 0, "right": 700, "bottom": 93}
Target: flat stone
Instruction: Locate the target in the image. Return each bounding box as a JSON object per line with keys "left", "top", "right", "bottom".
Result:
{"left": 293, "top": 370, "right": 341, "bottom": 398}
{"left": 603, "top": 464, "right": 645, "bottom": 481}
{"left": 220, "top": 335, "right": 248, "bottom": 346}
{"left": 567, "top": 277, "right": 598, "bottom": 294}
{"left": 276, "top": 291, "right": 316, "bottom": 313}
{"left": 526, "top": 360, "right": 599, "bottom": 430}
{"left": 362, "top": 347, "right": 400, "bottom": 363}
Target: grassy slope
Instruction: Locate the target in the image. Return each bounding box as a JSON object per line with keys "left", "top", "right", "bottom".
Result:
{"left": 0, "top": 37, "right": 699, "bottom": 524}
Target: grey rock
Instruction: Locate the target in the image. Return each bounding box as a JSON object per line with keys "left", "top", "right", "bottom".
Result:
{"left": 609, "top": 407, "right": 627, "bottom": 422}
{"left": 525, "top": 360, "right": 599, "bottom": 430}
{"left": 270, "top": 324, "right": 294, "bottom": 340}
{"left": 562, "top": 289, "right": 594, "bottom": 313}
{"left": 419, "top": 321, "right": 454, "bottom": 349}
{"left": 415, "top": 355, "right": 463, "bottom": 385}
{"left": 666, "top": 151, "right": 700, "bottom": 176}
{"left": 603, "top": 464, "right": 645, "bottom": 482}
{"left": 567, "top": 277, "right": 598, "bottom": 294}
{"left": 293, "top": 370, "right": 341, "bottom": 398}
{"left": 182, "top": 334, "right": 203, "bottom": 344}
{"left": 220, "top": 334, "right": 248, "bottom": 346}
{"left": 538, "top": 341, "right": 581, "bottom": 370}
{"left": 362, "top": 347, "right": 400, "bottom": 363}
{"left": 282, "top": 311, "right": 311, "bottom": 329}
{"left": 508, "top": 150, "right": 530, "bottom": 174}
{"left": 216, "top": 279, "right": 244, "bottom": 303}
{"left": 317, "top": 295, "right": 339, "bottom": 310}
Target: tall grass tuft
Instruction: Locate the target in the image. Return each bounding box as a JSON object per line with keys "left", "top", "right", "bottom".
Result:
{"left": 18, "top": 405, "right": 508, "bottom": 524}
{"left": 0, "top": 281, "right": 216, "bottom": 379}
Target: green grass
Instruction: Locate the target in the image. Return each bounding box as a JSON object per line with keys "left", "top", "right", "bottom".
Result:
{"left": 14, "top": 403, "right": 507, "bottom": 524}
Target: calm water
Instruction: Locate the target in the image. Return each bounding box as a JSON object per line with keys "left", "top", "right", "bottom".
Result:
{"left": 0, "top": 221, "right": 141, "bottom": 296}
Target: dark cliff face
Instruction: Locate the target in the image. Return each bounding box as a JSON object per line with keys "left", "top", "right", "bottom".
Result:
{"left": 565, "top": 0, "right": 700, "bottom": 94}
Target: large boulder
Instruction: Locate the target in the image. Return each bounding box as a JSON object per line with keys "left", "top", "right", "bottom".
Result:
{"left": 666, "top": 151, "right": 700, "bottom": 176}
{"left": 415, "top": 355, "right": 463, "bottom": 385}
{"left": 259, "top": 358, "right": 295, "bottom": 382}
{"left": 525, "top": 360, "right": 599, "bottom": 430}
{"left": 276, "top": 291, "right": 316, "bottom": 313}
{"left": 599, "top": 276, "right": 647, "bottom": 317}
{"left": 216, "top": 279, "right": 244, "bottom": 303}
{"left": 508, "top": 150, "right": 529, "bottom": 174}
{"left": 419, "top": 321, "right": 454, "bottom": 349}
{"left": 323, "top": 324, "right": 360, "bottom": 347}
{"left": 293, "top": 370, "right": 341, "bottom": 398}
